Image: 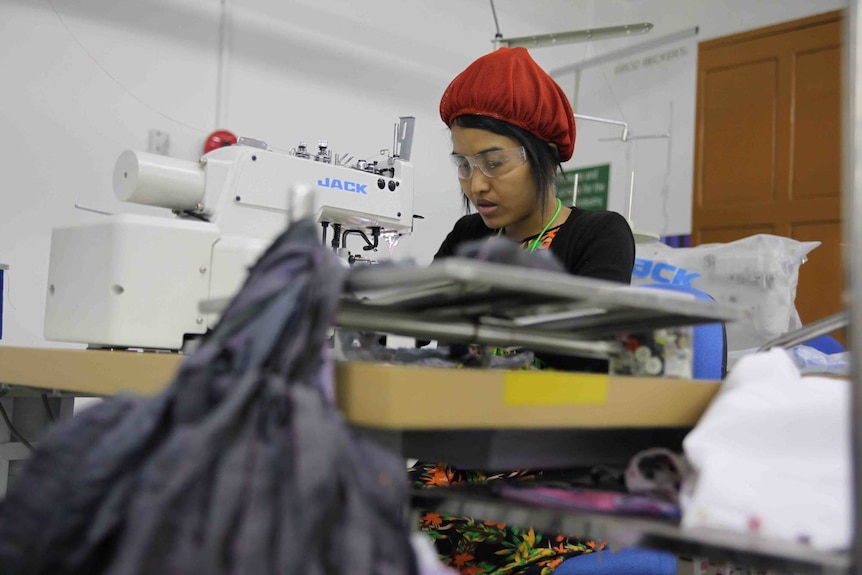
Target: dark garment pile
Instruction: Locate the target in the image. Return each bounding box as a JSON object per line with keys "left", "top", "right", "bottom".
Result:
{"left": 455, "top": 235, "right": 610, "bottom": 373}
{"left": 0, "top": 219, "right": 416, "bottom": 575}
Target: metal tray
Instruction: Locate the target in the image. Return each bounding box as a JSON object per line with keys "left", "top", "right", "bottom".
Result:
{"left": 340, "top": 258, "right": 748, "bottom": 358}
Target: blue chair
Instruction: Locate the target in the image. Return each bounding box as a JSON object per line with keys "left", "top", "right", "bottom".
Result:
{"left": 553, "top": 283, "right": 724, "bottom": 574}
{"left": 804, "top": 334, "right": 845, "bottom": 355}
{"left": 637, "top": 283, "right": 727, "bottom": 380}
{"left": 556, "top": 548, "right": 677, "bottom": 575}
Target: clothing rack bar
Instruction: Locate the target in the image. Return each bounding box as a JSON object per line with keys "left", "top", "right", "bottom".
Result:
{"left": 757, "top": 310, "right": 848, "bottom": 352}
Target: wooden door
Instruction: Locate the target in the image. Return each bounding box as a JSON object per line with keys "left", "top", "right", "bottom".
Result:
{"left": 693, "top": 11, "right": 844, "bottom": 344}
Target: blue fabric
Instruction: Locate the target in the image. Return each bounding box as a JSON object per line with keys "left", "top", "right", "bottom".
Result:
{"left": 659, "top": 234, "right": 691, "bottom": 248}
{"left": 804, "top": 334, "right": 845, "bottom": 355}
{"left": 555, "top": 548, "right": 677, "bottom": 575}
{"left": 638, "top": 283, "right": 726, "bottom": 380}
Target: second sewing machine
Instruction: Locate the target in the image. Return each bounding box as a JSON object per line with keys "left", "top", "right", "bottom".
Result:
{"left": 44, "top": 117, "right": 417, "bottom": 351}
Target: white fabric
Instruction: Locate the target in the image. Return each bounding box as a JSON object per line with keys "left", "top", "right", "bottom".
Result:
{"left": 680, "top": 349, "right": 851, "bottom": 550}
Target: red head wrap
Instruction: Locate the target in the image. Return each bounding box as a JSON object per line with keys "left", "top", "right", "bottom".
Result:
{"left": 440, "top": 47, "right": 576, "bottom": 162}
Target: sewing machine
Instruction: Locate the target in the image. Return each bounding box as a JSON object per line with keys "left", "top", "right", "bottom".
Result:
{"left": 44, "top": 117, "right": 416, "bottom": 351}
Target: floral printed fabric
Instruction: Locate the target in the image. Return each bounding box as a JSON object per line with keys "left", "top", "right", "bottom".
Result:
{"left": 410, "top": 224, "right": 604, "bottom": 573}
{"left": 409, "top": 463, "right": 604, "bottom": 575}
{"left": 525, "top": 226, "right": 561, "bottom": 252}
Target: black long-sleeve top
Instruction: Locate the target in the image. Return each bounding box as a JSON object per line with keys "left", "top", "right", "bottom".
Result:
{"left": 434, "top": 206, "right": 636, "bottom": 371}
{"left": 434, "top": 207, "right": 635, "bottom": 283}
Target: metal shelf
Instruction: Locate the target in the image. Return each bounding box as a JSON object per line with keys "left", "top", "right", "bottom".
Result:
{"left": 341, "top": 258, "right": 747, "bottom": 358}
{"left": 343, "top": 258, "right": 851, "bottom": 572}
{"left": 413, "top": 488, "right": 851, "bottom": 575}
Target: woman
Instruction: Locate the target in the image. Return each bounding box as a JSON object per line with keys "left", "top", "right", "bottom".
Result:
{"left": 436, "top": 46, "right": 634, "bottom": 372}
{"left": 411, "top": 48, "right": 636, "bottom": 575}
{"left": 435, "top": 47, "right": 634, "bottom": 283}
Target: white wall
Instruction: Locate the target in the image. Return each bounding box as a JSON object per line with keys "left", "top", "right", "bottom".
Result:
{"left": 558, "top": 0, "right": 847, "bottom": 237}
{"left": 0, "top": 0, "right": 847, "bottom": 348}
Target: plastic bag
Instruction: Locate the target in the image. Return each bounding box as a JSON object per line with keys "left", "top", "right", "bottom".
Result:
{"left": 633, "top": 234, "right": 819, "bottom": 351}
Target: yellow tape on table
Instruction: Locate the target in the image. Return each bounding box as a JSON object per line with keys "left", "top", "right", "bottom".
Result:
{"left": 503, "top": 371, "right": 608, "bottom": 406}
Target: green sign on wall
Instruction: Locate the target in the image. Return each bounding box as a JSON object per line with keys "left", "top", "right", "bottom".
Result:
{"left": 556, "top": 164, "right": 610, "bottom": 210}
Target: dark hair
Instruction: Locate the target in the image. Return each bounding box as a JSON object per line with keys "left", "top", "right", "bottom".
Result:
{"left": 450, "top": 114, "right": 562, "bottom": 215}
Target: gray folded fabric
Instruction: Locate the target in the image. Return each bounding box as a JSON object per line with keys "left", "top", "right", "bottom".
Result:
{"left": 0, "top": 219, "right": 416, "bottom": 575}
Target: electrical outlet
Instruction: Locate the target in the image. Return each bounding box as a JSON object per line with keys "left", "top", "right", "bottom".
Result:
{"left": 148, "top": 129, "right": 170, "bottom": 155}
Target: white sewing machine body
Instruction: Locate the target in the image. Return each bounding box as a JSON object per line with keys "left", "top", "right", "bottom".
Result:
{"left": 45, "top": 122, "right": 415, "bottom": 350}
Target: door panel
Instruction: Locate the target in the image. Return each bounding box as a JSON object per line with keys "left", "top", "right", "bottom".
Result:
{"left": 693, "top": 11, "right": 844, "bottom": 345}
{"left": 792, "top": 44, "right": 841, "bottom": 200}
{"left": 791, "top": 220, "right": 843, "bottom": 325}
{"left": 701, "top": 60, "right": 778, "bottom": 206}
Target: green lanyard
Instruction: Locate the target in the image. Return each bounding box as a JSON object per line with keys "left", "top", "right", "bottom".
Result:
{"left": 497, "top": 198, "right": 562, "bottom": 252}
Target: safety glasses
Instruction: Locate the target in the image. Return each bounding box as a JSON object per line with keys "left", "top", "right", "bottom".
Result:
{"left": 450, "top": 146, "right": 527, "bottom": 180}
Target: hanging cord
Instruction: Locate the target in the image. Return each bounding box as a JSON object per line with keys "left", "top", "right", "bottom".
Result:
{"left": 46, "top": 0, "right": 208, "bottom": 135}
{"left": 0, "top": 389, "right": 35, "bottom": 451}
{"left": 41, "top": 394, "right": 57, "bottom": 423}
{"left": 489, "top": 0, "right": 503, "bottom": 39}
{"left": 496, "top": 198, "right": 562, "bottom": 252}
